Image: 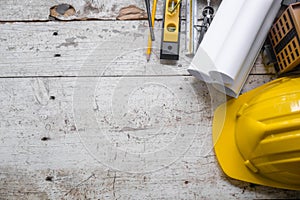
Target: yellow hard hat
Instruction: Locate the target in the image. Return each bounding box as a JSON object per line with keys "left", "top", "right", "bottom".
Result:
{"left": 213, "top": 77, "right": 300, "bottom": 190}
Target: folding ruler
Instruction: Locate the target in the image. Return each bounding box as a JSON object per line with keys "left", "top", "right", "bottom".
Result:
{"left": 185, "top": 0, "right": 198, "bottom": 55}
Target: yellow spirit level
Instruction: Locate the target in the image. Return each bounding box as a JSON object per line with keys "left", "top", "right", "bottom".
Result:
{"left": 160, "top": 0, "right": 181, "bottom": 60}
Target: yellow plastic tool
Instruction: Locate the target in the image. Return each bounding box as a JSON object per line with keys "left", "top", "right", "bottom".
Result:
{"left": 160, "top": 0, "right": 181, "bottom": 60}
{"left": 213, "top": 77, "right": 300, "bottom": 190}
{"left": 146, "top": 0, "right": 158, "bottom": 61}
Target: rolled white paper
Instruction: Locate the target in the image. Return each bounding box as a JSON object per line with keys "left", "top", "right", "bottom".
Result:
{"left": 188, "top": 0, "right": 281, "bottom": 97}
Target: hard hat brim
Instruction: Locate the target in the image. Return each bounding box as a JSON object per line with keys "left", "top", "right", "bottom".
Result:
{"left": 212, "top": 77, "right": 300, "bottom": 190}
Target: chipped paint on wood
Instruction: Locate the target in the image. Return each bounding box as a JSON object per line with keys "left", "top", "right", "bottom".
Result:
{"left": 116, "top": 5, "right": 147, "bottom": 20}
{"left": 0, "top": 0, "right": 298, "bottom": 199}
{"left": 49, "top": 4, "right": 76, "bottom": 20}
{"left": 0, "top": 0, "right": 224, "bottom": 21}
{"left": 0, "top": 0, "right": 164, "bottom": 21}
{"left": 0, "top": 76, "right": 299, "bottom": 199}
{"left": 0, "top": 21, "right": 272, "bottom": 77}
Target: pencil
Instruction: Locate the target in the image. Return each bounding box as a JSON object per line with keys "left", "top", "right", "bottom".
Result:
{"left": 145, "top": 0, "right": 155, "bottom": 41}
{"left": 146, "top": 0, "right": 157, "bottom": 61}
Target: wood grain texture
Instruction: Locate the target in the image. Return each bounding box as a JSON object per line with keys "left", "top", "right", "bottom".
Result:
{"left": 0, "top": 21, "right": 273, "bottom": 78}
{"left": 0, "top": 76, "right": 299, "bottom": 199}
{"left": 0, "top": 0, "right": 160, "bottom": 21}
{"left": 1, "top": 1, "right": 298, "bottom": 199}
{"left": 0, "top": 0, "right": 222, "bottom": 21}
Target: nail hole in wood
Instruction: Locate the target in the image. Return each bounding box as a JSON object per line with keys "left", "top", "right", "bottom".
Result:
{"left": 50, "top": 96, "right": 55, "bottom": 100}
{"left": 53, "top": 31, "right": 58, "bottom": 36}
{"left": 54, "top": 54, "right": 61, "bottom": 57}
{"left": 45, "top": 176, "right": 54, "bottom": 182}
{"left": 41, "top": 137, "right": 50, "bottom": 141}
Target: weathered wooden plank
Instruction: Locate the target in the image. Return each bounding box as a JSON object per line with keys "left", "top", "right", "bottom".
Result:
{"left": 0, "top": 21, "right": 182, "bottom": 77}
{"left": 0, "top": 21, "right": 271, "bottom": 78}
{"left": 0, "top": 0, "right": 222, "bottom": 21}
{"left": 0, "top": 0, "right": 159, "bottom": 21}
{"left": 0, "top": 1, "right": 296, "bottom": 199}
{"left": 1, "top": 76, "right": 299, "bottom": 199}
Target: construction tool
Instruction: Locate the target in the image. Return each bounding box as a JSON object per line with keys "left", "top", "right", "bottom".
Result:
{"left": 146, "top": 0, "right": 158, "bottom": 61}
{"left": 160, "top": 0, "right": 181, "bottom": 60}
{"left": 185, "top": 0, "right": 198, "bottom": 55}
{"left": 213, "top": 76, "right": 300, "bottom": 191}
{"left": 195, "top": 0, "right": 214, "bottom": 50}
{"left": 145, "top": 0, "right": 155, "bottom": 41}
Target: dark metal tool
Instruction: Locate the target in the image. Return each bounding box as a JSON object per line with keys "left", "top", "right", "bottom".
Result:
{"left": 195, "top": 0, "right": 214, "bottom": 49}
{"left": 145, "top": 0, "right": 155, "bottom": 41}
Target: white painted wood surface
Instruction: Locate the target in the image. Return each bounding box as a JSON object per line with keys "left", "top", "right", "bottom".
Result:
{"left": 0, "top": 0, "right": 222, "bottom": 21}
{"left": 2, "top": 76, "right": 299, "bottom": 199}
{"left": 0, "top": 21, "right": 274, "bottom": 77}
{"left": 0, "top": 0, "right": 300, "bottom": 199}
{"left": 0, "top": 0, "right": 161, "bottom": 21}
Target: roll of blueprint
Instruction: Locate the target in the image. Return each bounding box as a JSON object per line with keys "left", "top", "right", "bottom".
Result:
{"left": 187, "top": 0, "right": 281, "bottom": 97}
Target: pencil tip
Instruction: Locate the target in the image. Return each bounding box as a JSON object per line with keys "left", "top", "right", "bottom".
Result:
{"left": 146, "top": 54, "right": 150, "bottom": 62}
